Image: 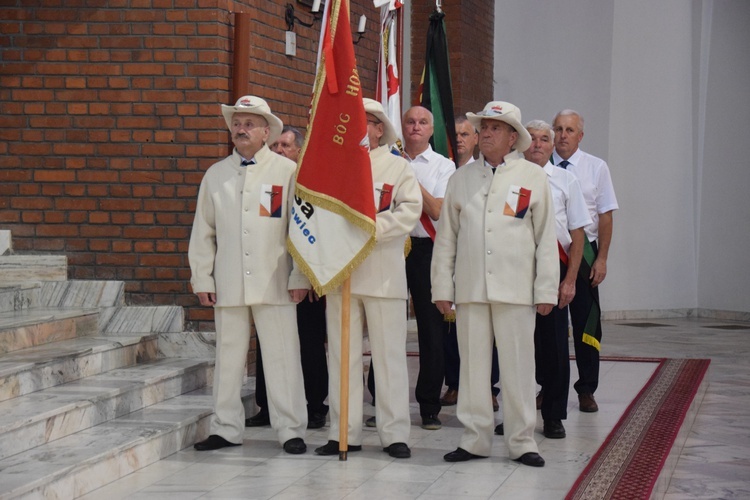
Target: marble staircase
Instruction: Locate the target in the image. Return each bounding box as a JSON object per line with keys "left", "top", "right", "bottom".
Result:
{"left": 0, "top": 232, "right": 246, "bottom": 499}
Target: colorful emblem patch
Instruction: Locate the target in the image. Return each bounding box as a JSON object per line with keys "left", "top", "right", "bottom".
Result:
{"left": 503, "top": 184, "right": 531, "bottom": 218}
{"left": 260, "top": 184, "right": 283, "bottom": 218}
{"left": 374, "top": 182, "right": 394, "bottom": 213}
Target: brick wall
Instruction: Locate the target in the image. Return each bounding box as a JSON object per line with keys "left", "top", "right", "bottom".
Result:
{"left": 0, "top": 0, "right": 379, "bottom": 333}
{"left": 0, "top": 0, "right": 492, "bottom": 329}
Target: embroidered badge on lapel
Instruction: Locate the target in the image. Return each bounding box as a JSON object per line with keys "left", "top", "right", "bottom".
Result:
{"left": 374, "top": 182, "right": 394, "bottom": 213}
{"left": 260, "top": 184, "right": 283, "bottom": 218}
{"left": 503, "top": 184, "right": 531, "bottom": 218}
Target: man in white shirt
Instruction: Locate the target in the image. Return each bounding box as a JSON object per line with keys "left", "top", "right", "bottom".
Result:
{"left": 552, "top": 109, "right": 619, "bottom": 413}
{"left": 401, "top": 106, "right": 456, "bottom": 430}
{"left": 525, "top": 120, "right": 591, "bottom": 439}
{"left": 455, "top": 114, "right": 478, "bottom": 167}
{"left": 270, "top": 126, "right": 303, "bottom": 160}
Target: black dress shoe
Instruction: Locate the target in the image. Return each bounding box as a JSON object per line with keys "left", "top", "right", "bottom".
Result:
{"left": 543, "top": 419, "right": 566, "bottom": 439}
{"left": 245, "top": 408, "right": 270, "bottom": 427}
{"left": 494, "top": 423, "right": 504, "bottom": 435}
{"left": 443, "top": 447, "right": 487, "bottom": 462}
{"left": 283, "top": 437, "right": 307, "bottom": 454}
{"left": 384, "top": 442, "right": 411, "bottom": 458}
{"left": 514, "top": 452, "right": 545, "bottom": 467}
{"left": 193, "top": 434, "right": 241, "bottom": 451}
{"left": 314, "top": 440, "right": 362, "bottom": 456}
{"left": 307, "top": 412, "right": 327, "bottom": 429}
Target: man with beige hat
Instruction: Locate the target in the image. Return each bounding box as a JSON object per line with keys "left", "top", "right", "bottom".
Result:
{"left": 189, "top": 95, "right": 310, "bottom": 454}
{"left": 431, "top": 101, "right": 559, "bottom": 467}
{"left": 315, "top": 98, "right": 422, "bottom": 459}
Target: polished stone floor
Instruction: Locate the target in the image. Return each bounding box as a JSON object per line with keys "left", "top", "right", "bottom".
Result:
{"left": 78, "top": 317, "right": 750, "bottom": 499}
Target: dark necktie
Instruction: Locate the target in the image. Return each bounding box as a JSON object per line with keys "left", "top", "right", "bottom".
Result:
{"left": 558, "top": 160, "right": 570, "bottom": 169}
{"left": 241, "top": 159, "right": 255, "bottom": 166}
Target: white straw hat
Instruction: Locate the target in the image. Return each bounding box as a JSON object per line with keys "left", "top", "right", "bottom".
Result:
{"left": 221, "top": 96, "right": 284, "bottom": 144}
{"left": 363, "top": 98, "right": 399, "bottom": 146}
{"left": 466, "top": 101, "right": 532, "bottom": 152}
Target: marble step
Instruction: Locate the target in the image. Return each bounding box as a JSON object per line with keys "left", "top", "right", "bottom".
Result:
{"left": 0, "top": 280, "right": 126, "bottom": 315}
{"left": 0, "top": 357, "right": 214, "bottom": 462}
{"left": 99, "top": 305, "right": 184, "bottom": 334}
{"left": 39, "top": 280, "right": 125, "bottom": 309}
{"left": 0, "top": 255, "right": 68, "bottom": 284}
{"left": 0, "top": 333, "right": 159, "bottom": 403}
{"left": 156, "top": 331, "right": 216, "bottom": 358}
{"left": 0, "top": 308, "right": 100, "bottom": 355}
{"left": 0, "top": 284, "right": 41, "bottom": 314}
{"left": 0, "top": 382, "right": 254, "bottom": 500}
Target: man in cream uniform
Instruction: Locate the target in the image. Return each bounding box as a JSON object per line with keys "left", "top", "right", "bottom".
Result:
{"left": 248, "top": 124, "right": 329, "bottom": 431}
{"left": 525, "top": 120, "right": 591, "bottom": 440}
{"left": 315, "top": 98, "right": 422, "bottom": 459}
{"left": 189, "top": 96, "right": 310, "bottom": 454}
{"left": 441, "top": 114, "right": 501, "bottom": 411}
{"left": 432, "top": 101, "right": 559, "bottom": 467}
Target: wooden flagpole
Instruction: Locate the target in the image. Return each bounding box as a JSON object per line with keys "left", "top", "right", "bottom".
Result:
{"left": 338, "top": 276, "right": 351, "bottom": 460}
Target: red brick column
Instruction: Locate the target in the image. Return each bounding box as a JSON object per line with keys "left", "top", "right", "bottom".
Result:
{"left": 408, "top": 0, "right": 494, "bottom": 116}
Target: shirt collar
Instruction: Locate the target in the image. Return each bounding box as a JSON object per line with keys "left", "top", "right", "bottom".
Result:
{"left": 552, "top": 147, "right": 582, "bottom": 167}
{"left": 543, "top": 161, "right": 555, "bottom": 177}
{"left": 459, "top": 156, "right": 475, "bottom": 167}
{"left": 403, "top": 143, "right": 435, "bottom": 163}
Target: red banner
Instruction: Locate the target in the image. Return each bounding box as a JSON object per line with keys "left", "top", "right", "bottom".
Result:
{"left": 288, "top": 0, "right": 376, "bottom": 296}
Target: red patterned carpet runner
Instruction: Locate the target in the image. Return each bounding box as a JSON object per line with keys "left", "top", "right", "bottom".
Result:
{"left": 566, "top": 357, "right": 710, "bottom": 500}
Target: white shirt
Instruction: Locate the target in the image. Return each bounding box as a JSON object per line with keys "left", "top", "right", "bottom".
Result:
{"left": 552, "top": 148, "right": 618, "bottom": 242}
{"left": 458, "top": 155, "right": 475, "bottom": 167}
{"left": 403, "top": 144, "right": 455, "bottom": 238}
{"left": 543, "top": 162, "right": 592, "bottom": 254}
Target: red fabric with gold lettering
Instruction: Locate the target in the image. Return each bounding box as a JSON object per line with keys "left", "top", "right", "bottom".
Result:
{"left": 296, "top": 0, "right": 374, "bottom": 221}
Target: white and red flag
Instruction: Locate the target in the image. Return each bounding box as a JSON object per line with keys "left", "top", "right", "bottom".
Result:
{"left": 375, "top": 0, "right": 404, "bottom": 146}
{"left": 288, "top": 0, "right": 376, "bottom": 296}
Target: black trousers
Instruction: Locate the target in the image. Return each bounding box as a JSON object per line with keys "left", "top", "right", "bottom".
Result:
{"left": 534, "top": 260, "right": 570, "bottom": 421}
{"left": 406, "top": 237, "right": 448, "bottom": 417}
{"left": 255, "top": 297, "right": 329, "bottom": 415}
{"left": 568, "top": 241, "right": 601, "bottom": 395}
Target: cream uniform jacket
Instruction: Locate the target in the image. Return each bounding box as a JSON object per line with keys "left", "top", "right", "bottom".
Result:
{"left": 334, "top": 145, "right": 422, "bottom": 299}
{"left": 432, "top": 151, "right": 559, "bottom": 306}
{"left": 189, "top": 146, "right": 308, "bottom": 307}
